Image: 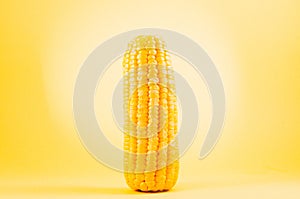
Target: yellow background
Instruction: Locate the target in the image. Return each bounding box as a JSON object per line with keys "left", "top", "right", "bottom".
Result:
{"left": 1, "top": 0, "right": 300, "bottom": 198}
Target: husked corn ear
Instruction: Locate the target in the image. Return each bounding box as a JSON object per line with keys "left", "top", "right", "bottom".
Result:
{"left": 123, "top": 35, "right": 179, "bottom": 192}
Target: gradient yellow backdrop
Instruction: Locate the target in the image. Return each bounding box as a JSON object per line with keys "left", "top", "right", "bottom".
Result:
{"left": 1, "top": 0, "right": 300, "bottom": 198}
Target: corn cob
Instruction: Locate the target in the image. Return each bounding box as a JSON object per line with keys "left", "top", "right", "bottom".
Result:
{"left": 123, "top": 35, "right": 179, "bottom": 192}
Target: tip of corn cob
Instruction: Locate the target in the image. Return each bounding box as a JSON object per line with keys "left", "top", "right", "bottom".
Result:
{"left": 127, "top": 35, "right": 166, "bottom": 50}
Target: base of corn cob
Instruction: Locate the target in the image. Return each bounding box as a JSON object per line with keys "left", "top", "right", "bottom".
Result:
{"left": 123, "top": 35, "right": 179, "bottom": 192}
